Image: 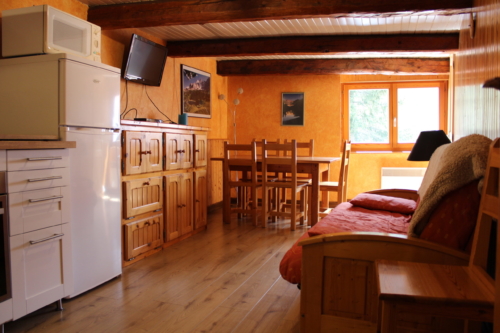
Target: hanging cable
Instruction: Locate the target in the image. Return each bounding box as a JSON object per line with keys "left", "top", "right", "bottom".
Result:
{"left": 145, "top": 86, "right": 176, "bottom": 124}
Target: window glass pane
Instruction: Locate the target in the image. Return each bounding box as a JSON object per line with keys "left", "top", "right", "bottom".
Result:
{"left": 397, "top": 87, "right": 440, "bottom": 143}
{"left": 349, "top": 89, "right": 389, "bottom": 143}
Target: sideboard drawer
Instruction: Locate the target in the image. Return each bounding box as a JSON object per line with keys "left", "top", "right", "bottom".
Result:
{"left": 9, "top": 187, "right": 70, "bottom": 236}
{"left": 123, "top": 177, "right": 162, "bottom": 219}
{"left": 7, "top": 168, "right": 69, "bottom": 193}
{"left": 7, "top": 150, "right": 69, "bottom": 171}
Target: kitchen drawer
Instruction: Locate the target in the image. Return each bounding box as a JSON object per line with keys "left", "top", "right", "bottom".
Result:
{"left": 123, "top": 177, "right": 162, "bottom": 219}
{"left": 124, "top": 214, "right": 163, "bottom": 260}
{"left": 10, "top": 223, "right": 71, "bottom": 320}
{"left": 7, "top": 149, "right": 69, "bottom": 171}
{"left": 7, "top": 168, "right": 69, "bottom": 193}
{"left": 9, "top": 187, "right": 70, "bottom": 236}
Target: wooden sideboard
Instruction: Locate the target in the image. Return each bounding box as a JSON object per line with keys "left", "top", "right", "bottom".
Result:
{"left": 120, "top": 120, "right": 209, "bottom": 266}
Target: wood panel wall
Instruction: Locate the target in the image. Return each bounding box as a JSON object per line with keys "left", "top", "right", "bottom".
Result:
{"left": 207, "top": 139, "right": 225, "bottom": 206}
{"left": 454, "top": 0, "right": 500, "bottom": 140}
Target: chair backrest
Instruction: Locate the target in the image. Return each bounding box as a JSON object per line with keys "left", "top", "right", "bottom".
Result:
{"left": 262, "top": 139, "right": 298, "bottom": 185}
{"left": 337, "top": 140, "right": 351, "bottom": 202}
{"left": 253, "top": 138, "right": 281, "bottom": 157}
{"left": 223, "top": 141, "right": 258, "bottom": 184}
{"left": 283, "top": 139, "right": 314, "bottom": 157}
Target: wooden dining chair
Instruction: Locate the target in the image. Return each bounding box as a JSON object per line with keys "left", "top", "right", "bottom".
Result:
{"left": 261, "top": 139, "right": 308, "bottom": 230}
{"left": 318, "top": 140, "right": 351, "bottom": 217}
{"left": 281, "top": 139, "right": 315, "bottom": 222}
{"left": 223, "top": 141, "right": 261, "bottom": 226}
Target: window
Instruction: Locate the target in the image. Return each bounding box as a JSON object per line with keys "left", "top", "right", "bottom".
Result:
{"left": 343, "top": 81, "right": 447, "bottom": 151}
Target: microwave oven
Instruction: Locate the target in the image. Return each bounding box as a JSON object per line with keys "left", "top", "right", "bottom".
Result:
{"left": 2, "top": 5, "right": 101, "bottom": 62}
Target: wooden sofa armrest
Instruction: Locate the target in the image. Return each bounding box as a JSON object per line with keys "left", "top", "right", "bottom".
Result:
{"left": 299, "top": 232, "right": 469, "bottom": 333}
{"left": 364, "top": 188, "right": 419, "bottom": 201}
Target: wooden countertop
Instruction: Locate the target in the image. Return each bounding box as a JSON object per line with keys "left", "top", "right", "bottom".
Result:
{"left": 0, "top": 141, "right": 76, "bottom": 149}
{"left": 121, "top": 119, "right": 209, "bottom": 131}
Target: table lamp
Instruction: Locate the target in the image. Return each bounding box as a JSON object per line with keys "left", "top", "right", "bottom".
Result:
{"left": 407, "top": 130, "right": 451, "bottom": 161}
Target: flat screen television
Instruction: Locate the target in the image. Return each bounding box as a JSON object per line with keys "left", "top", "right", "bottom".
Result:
{"left": 122, "top": 34, "right": 168, "bottom": 86}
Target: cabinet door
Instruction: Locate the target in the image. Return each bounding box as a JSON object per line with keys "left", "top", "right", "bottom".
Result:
{"left": 194, "top": 134, "right": 208, "bottom": 168}
{"left": 146, "top": 132, "right": 163, "bottom": 173}
{"left": 11, "top": 224, "right": 72, "bottom": 320}
{"left": 164, "top": 174, "right": 181, "bottom": 241}
{"left": 194, "top": 169, "right": 207, "bottom": 229}
{"left": 164, "top": 133, "right": 181, "bottom": 171}
{"left": 123, "top": 177, "right": 162, "bottom": 218}
{"left": 180, "top": 134, "right": 194, "bottom": 169}
{"left": 123, "top": 131, "right": 147, "bottom": 175}
{"left": 180, "top": 173, "right": 194, "bottom": 235}
{"left": 124, "top": 214, "right": 163, "bottom": 261}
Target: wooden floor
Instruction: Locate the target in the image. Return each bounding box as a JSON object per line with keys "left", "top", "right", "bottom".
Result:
{"left": 4, "top": 208, "right": 306, "bottom": 333}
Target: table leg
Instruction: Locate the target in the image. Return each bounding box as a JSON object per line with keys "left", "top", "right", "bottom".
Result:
{"left": 310, "top": 164, "right": 319, "bottom": 226}
{"left": 222, "top": 160, "right": 231, "bottom": 224}
{"left": 320, "top": 165, "right": 330, "bottom": 210}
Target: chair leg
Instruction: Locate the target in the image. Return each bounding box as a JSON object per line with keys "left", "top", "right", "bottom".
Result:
{"left": 251, "top": 185, "right": 258, "bottom": 226}
{"left": 299, "top": 189, "right": 305, "bottom": 225}
{"left": 261, "top": 184, "right": 268, "bottom": 228}
{"left": 290, "top": 190, "right": 296, "bottom": 231}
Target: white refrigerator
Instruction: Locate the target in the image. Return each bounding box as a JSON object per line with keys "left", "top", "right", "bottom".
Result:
{"left": 0, "top": 53, "right": 122, "bottom": 297}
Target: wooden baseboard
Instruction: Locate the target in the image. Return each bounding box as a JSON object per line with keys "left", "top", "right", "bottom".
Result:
{"left": 208, "top": 202, "right": 223, "bottom": 213}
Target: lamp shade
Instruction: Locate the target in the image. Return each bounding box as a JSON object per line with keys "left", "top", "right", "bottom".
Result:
{"left": 407, "top": 130, "right": 451, "bottom": 161}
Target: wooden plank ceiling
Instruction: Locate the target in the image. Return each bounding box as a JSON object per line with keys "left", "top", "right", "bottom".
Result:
{"left": 80, "top": 0, "right": 473, "bottom": 75}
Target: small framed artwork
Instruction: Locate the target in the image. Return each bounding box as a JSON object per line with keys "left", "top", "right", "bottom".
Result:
{"left": 281, "top": 92, "right": 305, "bottom": 126}
{"left": 181, "top": 65, "right": 211, "bottom": 118}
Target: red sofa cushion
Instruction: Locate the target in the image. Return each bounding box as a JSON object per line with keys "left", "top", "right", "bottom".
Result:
{"left": 419, "top": 180, "right": 480, "bottom": 252}
{"left": 349, "top": 193, "right": 417, "bottom": 214}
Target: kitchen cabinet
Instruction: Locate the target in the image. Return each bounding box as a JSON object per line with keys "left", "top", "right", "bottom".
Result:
{"left": 194, "top": 169, "right": 207, "bottom": 229}
{"left": 164, "top": 173, "right": 193, "bottom": 241}
{"left": 120, "top": 121, "right": 208, "bottom": 266}
{"left": 6, "top": 149, "right": 73, "bottom": 321}
{"left": 164, "top": 133, "right": 193, "bottom": 170}
{"left": 123, "top": 131, "right": 163, "bottom": 175}
{"left": 194, "top": 134, "right": 208, "bottom": 168}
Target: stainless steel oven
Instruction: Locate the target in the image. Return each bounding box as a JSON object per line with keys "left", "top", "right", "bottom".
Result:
{"left": 0, "top": 171, "right": 11, "bottom": 304}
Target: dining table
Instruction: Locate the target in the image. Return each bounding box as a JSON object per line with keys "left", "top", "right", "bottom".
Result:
{"left": 211, "top": 155, "right": 340, "bottom": 227}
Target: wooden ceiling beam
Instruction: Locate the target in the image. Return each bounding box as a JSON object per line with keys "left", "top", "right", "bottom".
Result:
{"left": 216, "top": 58, "right": 450, "bottom": 76}
{"left": 167, "top": 34, "right": 458, "bottom": 57}
{"left": 88, "top": 0, "right": 472, "bottom": 30}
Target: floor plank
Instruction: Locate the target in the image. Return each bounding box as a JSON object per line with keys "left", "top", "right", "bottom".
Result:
{"left": 3, "top": 209, "right": 305, "bottom": 333}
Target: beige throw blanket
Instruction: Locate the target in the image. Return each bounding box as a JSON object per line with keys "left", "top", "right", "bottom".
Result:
{"left": 408, "top": 134, "right": 492, "bottom": 237}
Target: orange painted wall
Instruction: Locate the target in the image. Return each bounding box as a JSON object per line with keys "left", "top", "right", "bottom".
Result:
{"left": 228, "top": 74, "right": 436, "bottom": 199}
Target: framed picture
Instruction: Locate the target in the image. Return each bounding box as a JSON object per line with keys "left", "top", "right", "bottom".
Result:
{"left": 281, "top": 92, "right": 305, "bottom": 126}
{"left": 181, "top": 65, "right": 211, "bottom": 118}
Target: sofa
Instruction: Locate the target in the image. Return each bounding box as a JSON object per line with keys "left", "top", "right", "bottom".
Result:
{"left": 279, "top": 134, "right": 492, "bottom": 333}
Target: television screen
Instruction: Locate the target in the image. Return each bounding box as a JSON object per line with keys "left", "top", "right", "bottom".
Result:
{"left": 122, "top": 34, "right": 168, "bottom": 86}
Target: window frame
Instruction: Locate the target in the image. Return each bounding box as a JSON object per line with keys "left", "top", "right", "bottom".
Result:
{"left": 343, "top": 81, "right": 448, "bottom": 152}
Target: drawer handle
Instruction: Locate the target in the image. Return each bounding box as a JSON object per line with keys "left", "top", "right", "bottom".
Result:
{"left": 140, "top": 151, "right": 152, "bottom": 155}
{"left": 29, "top": 195, "right": 63, "bottom": 203}
{"left": 27, "top": 157, "right": 63, "bottom": 161}
{"left": 28, "top": 176, "right": 63, "bottom": 182}
{"left": 30, "top": 233, "right": 64, "bottom": 245}
{"left": 143, "top": 182, "right": 150, "bottom": 186}
{"left": 176, "top": 150, "right": 185, "bottom": 154}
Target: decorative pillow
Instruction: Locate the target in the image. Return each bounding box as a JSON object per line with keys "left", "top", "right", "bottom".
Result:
{"left": 349, "top": 193, "right": 417, "bottom": 214}
{"left": 419, "top": 180, "right": 480, "bottom": 252}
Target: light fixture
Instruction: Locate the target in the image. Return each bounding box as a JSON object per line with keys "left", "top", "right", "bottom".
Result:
{"left": 219, "top": 88, "right": 244, "bottom": 144}
{"left": 407, "top": 130, "right": 451, "bottom": 161}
